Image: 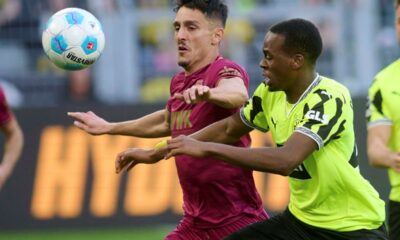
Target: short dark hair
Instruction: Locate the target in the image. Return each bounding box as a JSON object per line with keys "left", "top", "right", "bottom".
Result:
{"left": 270, "top": 18, "right": 323, "bottom": 65}
{"left": 396, "top": 0, "right": 400, "bottom": 8}
{"left": 174, "top": 0, "right": 228, "bottom": 27}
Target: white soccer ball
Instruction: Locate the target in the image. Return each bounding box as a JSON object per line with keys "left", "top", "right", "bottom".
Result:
{"left": 42, "top": 8, "right": 105, "bottom": 70}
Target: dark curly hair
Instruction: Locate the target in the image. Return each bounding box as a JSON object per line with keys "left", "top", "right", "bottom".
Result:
{"left": 270, "top": 18, "right": 323, "bottom": 65}
{"left": 174, "top": 0, "right": 228, "bottom": 27}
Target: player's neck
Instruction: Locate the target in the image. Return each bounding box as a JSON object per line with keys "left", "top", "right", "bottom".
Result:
{"left": 286, "top": 71, "right": 318, "bottom": 104}
{"left": 184, "top": 51, "right": 220, "bottom": 76}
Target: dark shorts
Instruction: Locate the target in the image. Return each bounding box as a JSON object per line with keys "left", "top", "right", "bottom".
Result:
{"left": 225, "top": 209, "right": 388, "bottom": 240}
{"left": 389, "top": 200, "right": 400, "bottom": 240}
{"left": 165, "top": 211, "right": 268, "bottom": 240}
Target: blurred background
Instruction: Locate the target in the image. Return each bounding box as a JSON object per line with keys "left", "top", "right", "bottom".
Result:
{"left": 0, "top": 0, "right": 397, "bottom": 239}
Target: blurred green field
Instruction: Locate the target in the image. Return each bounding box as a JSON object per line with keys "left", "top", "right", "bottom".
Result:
{"left": 0, "top": 226, "right": 171, "bottom": 240}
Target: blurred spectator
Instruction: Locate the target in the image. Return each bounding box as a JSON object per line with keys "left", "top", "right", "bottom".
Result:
{"left": 301, "top": 0, "right": 334, "bottom": 5}
{"left": 45, "top": 0, "right": 69, "bottom": 12}
{"left": 68, "top": 68, "right": 92, "bottom": 102}
{"left": 223, "top": 18, "right": 255, "bottom": 65}
{"left": 0, "top": 0, "right": 395, "bottom": 107}
{"left": 86, "top": 0, "right": 140, "bottom": 104}
{"left": 140, "top": 76, "right": 170, "bottom": 102}
{"left": 231, "top": 0, "right": 256, "bottom": 13}
{"left": 137, "top": 20, "right": 178, "bottom": 102}
{"left": 0, "top": 0, "right": 21, "bottom": 26}
{"left": 136, "top": 0, "right": 169, "bottom": 8}
{"left": 87, "top": 0, "right": 120, "bottom": 15}
{"left": 0, "top": 0, "right": 28, "bottom": 76}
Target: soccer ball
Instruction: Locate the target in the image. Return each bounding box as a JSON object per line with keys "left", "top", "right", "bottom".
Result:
{"left": 42, "top": 8, "right": 105, "bottom": 70}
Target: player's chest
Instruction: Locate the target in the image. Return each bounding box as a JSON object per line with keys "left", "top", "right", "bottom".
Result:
{"left": 169, "top": 76, "right": 210, "bottom": 113}
{"left": 267, "top": 105, "right": 303, "bottom": 145}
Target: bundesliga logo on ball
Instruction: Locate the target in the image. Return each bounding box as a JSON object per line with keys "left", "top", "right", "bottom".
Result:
{"left": 42, "top": 8, "right": 105, "bottom": 70}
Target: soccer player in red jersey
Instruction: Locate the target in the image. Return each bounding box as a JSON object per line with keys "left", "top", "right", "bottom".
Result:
{"left": 68, "top": 0, "right": 268, "bottom": 239}
{"left": 0, "top": 86, "right": 24, "bottom": 191}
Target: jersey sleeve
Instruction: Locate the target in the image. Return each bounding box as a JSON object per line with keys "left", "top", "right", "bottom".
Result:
{"left": 206, "top": 59, "right": 249, "bottom": 89}
{"left": 240, "top": 83, "right": 269, "bottom": 132}
{"left": 366, "top": 78, "right": 392, "bottom": 127}
{"left": 295, "top": 89, "right": 348, "bottom": 150}
{"left": 0, "top": 88, "right": 12, "bottom": 125}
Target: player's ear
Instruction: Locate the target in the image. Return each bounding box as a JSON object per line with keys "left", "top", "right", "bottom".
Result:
{"left": 290, "top": 54, "right": 304, "bottom": 69}
{"left": 211, "top": 27, "right": 224, "bottom": 45}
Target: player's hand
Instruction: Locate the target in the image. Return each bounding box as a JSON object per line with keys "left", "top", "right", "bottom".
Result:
{"left": 67, "top": 111, "right": 111, "bottom": 135}
{"left": 0, "top": 164, "right": 12, "bottom": 191}
{"left": 174, "top": 84, "right": 211, "bottom": 104}
{"left": 166, "top": 135, "right": 208, "bottom": 158}
{"left": 115, "top": 148, "right": 166, "bottom": 173}
{"left": 390, "top": 152, "right": 400, "bottom": 172}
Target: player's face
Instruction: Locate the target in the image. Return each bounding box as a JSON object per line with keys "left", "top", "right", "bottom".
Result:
{"left": 396, "top": 6, "right": 400, "bottom": 44}
{"left": 259, "top": 32, "right": 295, "bottom": 92}
{"left": 174, "top": 7, "right": 217, "bottom": 73}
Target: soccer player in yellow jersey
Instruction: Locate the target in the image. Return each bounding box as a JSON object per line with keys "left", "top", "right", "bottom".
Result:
{"left": 159, "top": 18, "right": 387, "bottom": 239}
{"left": 367, "top": 1, "right": 400, "bottom": 239}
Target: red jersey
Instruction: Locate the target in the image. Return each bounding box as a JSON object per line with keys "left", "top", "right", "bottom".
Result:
{"left": 0, "top": 87, "right": 12, "bottom": 125}
{"left": 167, "top": 57, "right": 265, "bottom": 228}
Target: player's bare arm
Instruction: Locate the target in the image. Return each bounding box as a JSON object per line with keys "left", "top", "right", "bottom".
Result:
{"left": 368, "top": 124, "right": 400, "bottom": 172}
{"left": 0, "top": 118, "right": 24, "bottom": 190}
{"left": 67, "top": 111, "right": 111, "bottom": 135}
{"left": 168, "top": 130, "right": 316, "bottom": 176}
{"left": 167, "top": 111, "right": 317, "bottom": 175}
{"left": 189, "top": 111, "right": 253, "bottom": 144}
{"left": 174, "top": 77, "right": 248, "bottom": 108}
{"left": 68, "top": 108, "right": 171, "bottom": 138}
{"left": 115, "top": 147, "right": 167, "bottom": 174}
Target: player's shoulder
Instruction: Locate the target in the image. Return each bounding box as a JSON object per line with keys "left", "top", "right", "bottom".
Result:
{"left": 315, "top": 76, "right": 350, "bottom": 98}
{"left": 376, "top": 59, "right": 400, "bottom": 78}
{"left": 305, "top": 76, "right": 351, "bottom": 107}
{"left": 171, "top": 71, "right": 185, "bottom": 83}
{"left": 209, "top": 57, "right": 248, "bottom": 83}
{"left": 251, "top": 82, "right": 285, "bottom": 108}
{"left": 214, "top": 57, "right": 241, "bottom": 66}
{"left": 253, "top": 81, "right": 272, "bottom": 97}
{"left": 212, "top": 57, "right": 245, "bottom": 72}
{"left": 373, "top": 59, "right": 400, "bottom": 86}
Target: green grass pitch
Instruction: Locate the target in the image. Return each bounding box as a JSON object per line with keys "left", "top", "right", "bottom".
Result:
{"left": 0, "top": 226, "right": 171, "bottom": 240}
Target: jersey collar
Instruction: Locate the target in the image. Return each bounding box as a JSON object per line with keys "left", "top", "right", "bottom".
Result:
{"left": 286, "top": 73, "right": 321, "bottom": 116}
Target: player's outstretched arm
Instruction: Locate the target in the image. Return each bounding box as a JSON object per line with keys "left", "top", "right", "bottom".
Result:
{"left": 367, "top": 125, "right": 400, "bottom": 172}
{"left": 0, "top": 118, "right": 24, "bottom": 190}
{"left": 115, "top": 146, "right": 167, "bottom": 173}
{"left": 174, "top": 77, "right": 248, "bottom": 109}
{"left": 189, "top": 111, "right": 253, "bottom": 144}
{"left": 67, "top": 111, "right": 111, "bottom": 135}
{"left": 167, "top": 116, "right": 317, "bottom": 175}
{"left": 68, "top": 109, "right": 171, "bottom": 138}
